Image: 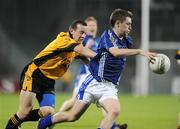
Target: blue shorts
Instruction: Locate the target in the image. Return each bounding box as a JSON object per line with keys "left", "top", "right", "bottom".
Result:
{"left": 36, "top": 93, "right": 55, "bottom": 108}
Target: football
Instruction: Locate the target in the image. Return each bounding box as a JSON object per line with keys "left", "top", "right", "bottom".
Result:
{"left": 149, "top": 54, "right": 171, "bottom": 74}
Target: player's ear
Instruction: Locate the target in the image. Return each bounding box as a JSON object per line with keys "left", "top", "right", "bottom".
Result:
{"left": 69, "top": 28, "right": 74, "bottom": 34}
{"left": 116, "top": 20, "right": 121, "bottom": 27}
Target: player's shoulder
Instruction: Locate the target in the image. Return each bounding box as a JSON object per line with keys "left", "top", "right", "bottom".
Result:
{"left": 100, "top": 29, "right": 111, "bottom": 41}
{"left": 104, "top": 29, "right": 118, "bottom": 40}
{"left": 57, "top": 32, "right": 76, "bottom": 44}
{"left": 176, "top": 50, "right": 180, "bottom": 55}
{"left": 102, "top": 29, "right": 110, "bottom": 36}
{"left": 58, "top": 32, "right": 71, "bottom": 40}
{"left": 175, "top": 50, "right": 180, "bottom": 59}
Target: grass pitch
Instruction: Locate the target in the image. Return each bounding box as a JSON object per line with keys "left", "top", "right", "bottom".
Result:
{"left": 0, "top": 93, "right": 179, "bottom": 129}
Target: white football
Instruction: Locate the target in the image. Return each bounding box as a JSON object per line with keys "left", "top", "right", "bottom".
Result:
{"left": 149, "top": 54, "right": 171, "bottom": 74}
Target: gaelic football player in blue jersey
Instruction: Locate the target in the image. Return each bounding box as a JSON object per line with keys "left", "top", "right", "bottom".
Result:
{"left": 59, "top": 16, "right": 125, "bottom": 129}
{"left": 37, "top": 8, "right": 157, "bottom": 129}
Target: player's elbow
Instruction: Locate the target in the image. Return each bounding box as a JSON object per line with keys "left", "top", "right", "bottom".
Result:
{"left": 110, "top": 50, "right": 125, "bottom": 57}
{"left": 111, "top": 51, "right": 120, "bottom": 57}
{"left": 109, "top": 47, "right": 121, "bottom": 57}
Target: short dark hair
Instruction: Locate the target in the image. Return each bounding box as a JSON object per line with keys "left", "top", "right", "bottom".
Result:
{"left": 69, "top": 20, "right": 87, "bottom": 30}
{"left": 110, "top": 8, "right": 133, "bottom": 27}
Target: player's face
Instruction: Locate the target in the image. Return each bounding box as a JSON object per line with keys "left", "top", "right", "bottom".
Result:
{"left": 71, "top": 24, "right": 87, "bottom": 42}
{"left": 119, "top": 17, "right": 132, "bottom": 37}
{"left": 86, "top": 21, "right": 97, "bottom": 37}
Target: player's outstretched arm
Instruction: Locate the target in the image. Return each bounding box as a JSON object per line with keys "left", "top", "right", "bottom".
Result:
{"left": 109, "top": 47, "right": 141, "bottom": 57}
{"left": 74, "top": 44, "right": 97, "bottom": 58}
{"left": 109, "top": 47, "right": 157, "bottom": 60}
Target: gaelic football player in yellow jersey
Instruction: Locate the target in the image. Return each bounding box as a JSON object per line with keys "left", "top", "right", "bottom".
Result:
{"left": 175, "top": 50, "right": 180, "bottom": 129}
{"left": 5, "top": 20, "right": 96, "bottom": 129}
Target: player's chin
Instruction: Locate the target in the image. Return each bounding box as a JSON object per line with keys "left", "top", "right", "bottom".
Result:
{"left": 126, "top": 31, "right": 130, "bottom": 35}
{"left": 123, "top": 33, "right": 128, "bottom": 37}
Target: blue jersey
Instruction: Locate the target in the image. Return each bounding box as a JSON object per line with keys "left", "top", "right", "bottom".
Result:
{"left": 89, "top": 29, "right": 133, "bottom": 85}
{"left": 78, "top": 35, "right": 100, "bottom": 74}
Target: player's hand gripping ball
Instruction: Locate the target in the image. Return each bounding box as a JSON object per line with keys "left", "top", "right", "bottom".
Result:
{"left": 149, "top": 54, "right": 171, "bottom": 74}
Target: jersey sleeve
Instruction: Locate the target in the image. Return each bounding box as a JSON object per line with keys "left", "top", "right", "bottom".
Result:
{"left": 33, "top": 33, "right": 80, "bottom": 66}
{"left": 56, "top": 33, "right": 80, "bottom": 51}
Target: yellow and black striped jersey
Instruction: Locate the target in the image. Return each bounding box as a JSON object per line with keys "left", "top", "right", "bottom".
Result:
{"left": 31, "top": 32, "right": 80, "bottom": 80}
{"left": 175, "top": 50, "right": 180, "bottom": 59}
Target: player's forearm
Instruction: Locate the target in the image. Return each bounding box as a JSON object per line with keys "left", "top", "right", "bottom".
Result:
{"left": 81, "top": 47, "right": 97, "bottom": 58}
{"left": 109, "top": 47, "right": 141, "bottom": 57}
{"left": 74, "top": 44, "right": 96, "bottom": 58}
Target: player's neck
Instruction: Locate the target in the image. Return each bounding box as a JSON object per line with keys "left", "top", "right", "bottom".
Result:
{"left": 112, "top": 28, "right": 124, "bottom": 39}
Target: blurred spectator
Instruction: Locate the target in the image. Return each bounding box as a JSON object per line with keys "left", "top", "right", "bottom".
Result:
{"left": 0, "top": 78, "right": 19, "bottom": 93}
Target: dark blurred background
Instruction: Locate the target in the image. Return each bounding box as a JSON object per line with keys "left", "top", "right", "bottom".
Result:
{"left": 0, "top": 0, "right": 180, "bottom": 94}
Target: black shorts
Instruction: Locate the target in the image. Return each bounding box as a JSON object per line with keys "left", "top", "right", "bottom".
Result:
{"left": 20, "top": 63, "right": 55, "bottom": 94}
